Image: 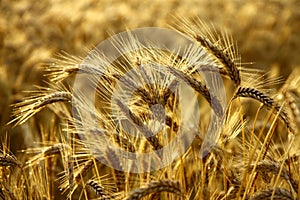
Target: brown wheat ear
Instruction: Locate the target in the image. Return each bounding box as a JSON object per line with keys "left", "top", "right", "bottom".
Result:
{"left": 195, "top": 34, "right": 241, "bottom": 86}
{"left": 86, "top": 179, "right": 112, "bottom": 199}
{"left": 0, "top": 154, "right": 22, "bottom": 168}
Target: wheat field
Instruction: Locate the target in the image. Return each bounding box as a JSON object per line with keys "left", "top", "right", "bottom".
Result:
{"left": 1, "top": 0, "right": 300, "bottom": 199}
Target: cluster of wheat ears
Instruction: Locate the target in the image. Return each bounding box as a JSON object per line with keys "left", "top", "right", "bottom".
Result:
{"left": 1, "top": 18, "right": 300, "bottom": 200}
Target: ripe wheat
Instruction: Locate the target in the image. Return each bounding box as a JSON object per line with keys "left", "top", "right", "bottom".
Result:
{"left": 3, "top": 17, "right": 300, "bottom": 200}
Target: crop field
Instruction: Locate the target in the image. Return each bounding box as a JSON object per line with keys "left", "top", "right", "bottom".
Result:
{"left": 1, "top": 0, "right": 300, "bottom": 199}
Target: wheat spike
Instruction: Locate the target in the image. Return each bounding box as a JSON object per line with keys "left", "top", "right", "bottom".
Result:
{"left": 248, "top": 188, "right": 294, "bottom": 200}
{"left": 0, "top": 154, "right": 21, "bottom": 168}
{"left": 106, "top": 146, "right": 126, "bottom": 192}
{"left": 234, "top": 86, "right": 293, "bottom": 133}
{"left": 115, "top": 99, "right": 163, "bottom": 151}
{"left": 126, "top": 180, "right": 183, "bottom": 200}
{"left": 173, "top": 17, "right": 241, "bottom": 86}
{"left": 45, "top": 51, "right": 83, "bottom": 82}
{"left": 25, "top": 143, "right": 70, "bottom": 166}
{"left": 248, "top": 160, "right": 298, "bottom": 192}
{"left": 166, "top": 66, "right": 224, "bottom": 118}
{"left": 10, "top": 91, "right": 71, "bottom": 125}
{"left": 87, "top": 179, "right": 112, "bottom": 199}
{"left": 74, "top": 159, "right": 94, "bottom": 183}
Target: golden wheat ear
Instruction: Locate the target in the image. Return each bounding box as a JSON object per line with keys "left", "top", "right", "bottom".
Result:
{"left": 172, "top": 17, "right": 241, "bottom": 86}
{"left": 248, "top": 160, "right": 298, "bottom": 193}
{"left": 166, "top": 66, "right": 224, "bottom": 118}
{"left": 248, "top": 188, "right": 294, "bottom": 200}
{"left": 24, "top": 143, "right": 70, "bottom": 167}
{"left": 277, "top": 68, "right": 300, "bottom": 134}
{"left": 125, "top": 180, "right": 183, "bottom": 200}
{"left": 44, "top": 51, "right": 83, "bottom": 82}
{"left": 8, "top": 86, "right": 72, "bottom": 126}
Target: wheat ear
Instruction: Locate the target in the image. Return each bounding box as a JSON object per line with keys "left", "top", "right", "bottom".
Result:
{"left": 248, "top": 188, "right": 294, "bottom": 200}
{"left": 25, "top": 143, "right": 70, "bottom": 166}
{"left": 167, "top": 66, "right": 224, "bottom": 118}
{"left": 234, "top": 86, "right": 293, "bottom": 133}
{"left": 125, "top": 180, "right": 183, "bottom": 200}
{"left": 115, "top": 99, "right": 163, "bottom": 151}
{"left": 173, "top": 17, "right": 241, "bottom": 86}
{"left": 86, "top": 179, "right": 112, "bottom": 199}
{"left": 285, "top": 90, "right": 300, "bottom": 133}
{"left": 195, "top": 34, "right": 241, "bottom": 86}
{"left": 74, "top": 159, "right": 94, "bottom": 184}
{"left": 0, "top": 154, "right": 21, "bottom": 168}
{"left": 106, "top": 146, "right": 126, "bottom": 192}
{"left": 10, "top": 91, "right": 71, "bottom": 125}
{"left": 248, "top": 160, "right": 298, "bottom": 192}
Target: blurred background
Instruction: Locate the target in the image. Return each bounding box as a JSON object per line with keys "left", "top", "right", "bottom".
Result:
{"left": 1, "top": 0, "right": 300, "bottom": 149}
